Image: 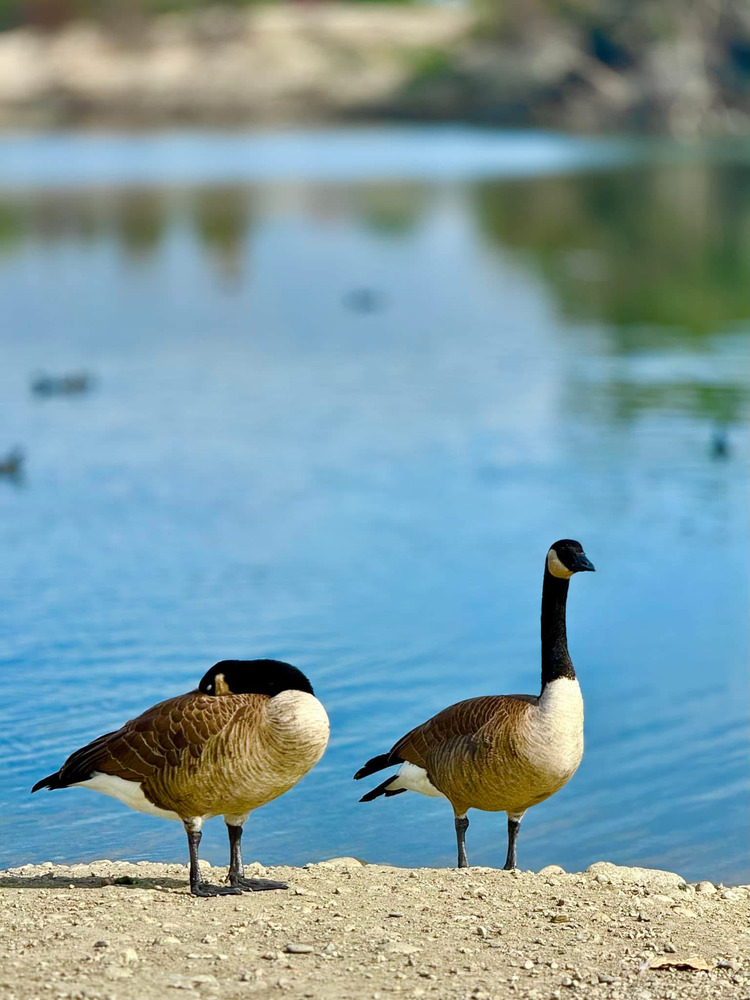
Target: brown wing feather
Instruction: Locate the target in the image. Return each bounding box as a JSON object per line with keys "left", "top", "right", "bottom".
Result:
{"left": 391, "top": 695, "right": 537, "bottom": 812}
{"left": 391, "top": 695, "right": 536, "bottom": 769}
{"left": 56, "top": 692, "right": 259, "bottom": 786}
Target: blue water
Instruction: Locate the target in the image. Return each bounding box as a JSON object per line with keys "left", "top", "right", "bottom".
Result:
{"left": 0, "top": 127, "right": 747, "bottom": 884}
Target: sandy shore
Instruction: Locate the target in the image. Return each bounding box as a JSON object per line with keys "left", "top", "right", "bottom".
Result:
{"left": 1, "top": 858, "right": 748, "bottom": 1000}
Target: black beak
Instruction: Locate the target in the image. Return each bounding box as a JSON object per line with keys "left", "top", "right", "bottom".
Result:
{"left": 573, "top": 553, "right": 596, "bottom": 573}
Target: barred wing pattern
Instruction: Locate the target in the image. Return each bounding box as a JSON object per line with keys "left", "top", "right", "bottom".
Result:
{"left": 392, "top": 695, "right": 538, "bottom": 814}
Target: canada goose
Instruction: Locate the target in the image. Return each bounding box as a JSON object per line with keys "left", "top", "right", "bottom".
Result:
{"left": 354, "top": 540, "right": 594, "bottom": 871}
{"left": 32, "top": 659, "right": 329, "bottom": 896}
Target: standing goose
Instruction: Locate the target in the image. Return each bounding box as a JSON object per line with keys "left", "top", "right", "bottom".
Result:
{"left": 32, "top": 659, "right": 329, "bottom": 896}
{"left": 354, "top": 540, "right": 594, "bottom": 870}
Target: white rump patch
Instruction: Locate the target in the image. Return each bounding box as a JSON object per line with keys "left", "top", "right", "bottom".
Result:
{"left": 547, "top": 549, "right": 573, "bottom": 578}
{"left": 389, "top": 762, "right": 447, "bottom": 799}
{"left": 75, "top": 772, "right": 183, "bottom": 823}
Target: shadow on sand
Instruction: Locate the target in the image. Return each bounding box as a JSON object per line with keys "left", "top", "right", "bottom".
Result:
{"left": 0, "top": 874, "right": 189, "bottom": 891}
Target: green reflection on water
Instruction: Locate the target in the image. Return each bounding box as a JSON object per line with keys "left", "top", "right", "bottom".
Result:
{"left": 576, "top": 380, "right": 747, "bottom": 425}
{"left": 113, "top": 190, "right": 168, "bottom": 258}
{"left": 1, "top": 157, "right": 748, "bottom": 427}
{"left": 191, "top": 186, "right": 253, "bottom": 285}
{"left": 472, "top": 161, "right": 750, "bottom": 341}
{"left": 0, "top": 201, "right": 23, "bottom": 252}
{"left": 355, "top": 182, "right": 428, "bottom": 236}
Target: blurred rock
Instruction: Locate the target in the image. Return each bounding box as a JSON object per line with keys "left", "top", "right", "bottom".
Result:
{"left": 586, "top": 861, "right": 686, "bottom": 890}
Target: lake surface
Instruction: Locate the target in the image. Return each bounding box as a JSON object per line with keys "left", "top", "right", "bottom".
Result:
{"left": 0, "top": 127, "right": 747, "bottom": 884}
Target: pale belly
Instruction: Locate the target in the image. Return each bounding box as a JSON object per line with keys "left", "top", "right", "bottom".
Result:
{"left": 465, "top": 680, "right": 584, "bottom": 814}
{"left": 162, "top": 694, "right": 330, "bottom": 819}
{"left": 461, "top": 749, "right": 583, "bottom": 814}
{"left": 435, "top": 678, "right": 584, "bottom": 815}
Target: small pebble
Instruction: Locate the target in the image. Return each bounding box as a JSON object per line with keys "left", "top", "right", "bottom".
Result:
{"left": 388, "top": 911, "right": 404, "bottom": 918}
{"left": 284, "top": 943, "right": 314, "bottom": 954}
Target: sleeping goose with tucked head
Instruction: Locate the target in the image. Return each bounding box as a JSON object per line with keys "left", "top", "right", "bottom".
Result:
{"left": 354, "top": 540, "right": 594, "bottom": 870}
{"left": 32, "top": 659, "right": 329, "bottom": 896}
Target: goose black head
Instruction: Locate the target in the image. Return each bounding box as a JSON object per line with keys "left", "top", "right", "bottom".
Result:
{"left": 199, "top": 659, "right": 315, "bottom": 698}
{"left": 546, "top": 539, "right": 596, "bottom": 579}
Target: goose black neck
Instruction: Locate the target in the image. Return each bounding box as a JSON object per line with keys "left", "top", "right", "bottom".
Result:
{"left": 541, "top": 568, "right": 576, "bottom": 688}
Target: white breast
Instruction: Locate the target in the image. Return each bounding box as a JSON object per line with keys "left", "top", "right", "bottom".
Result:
{"left": 265, "top": 689, "right": 330, "bottom": 770}
{"left": 530, "top": 677, "right": 584, "bottom": 775}
{"left": 268, "top": 690, "right": 330, "bottom": 737}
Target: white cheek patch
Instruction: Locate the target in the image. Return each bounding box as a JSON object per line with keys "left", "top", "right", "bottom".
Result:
{"left": 547, "top": 549, "right": 573, "bottom": 578}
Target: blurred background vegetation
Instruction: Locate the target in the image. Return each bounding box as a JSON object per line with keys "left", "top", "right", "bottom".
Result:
{"left": 0, "top": 0, "right": 747, "bottom": 134}
{"left": 0, "top": 0, "right": 416, "bottom": 33}
{"left": 0, "top": 0, "right": 252, "bottom": 32}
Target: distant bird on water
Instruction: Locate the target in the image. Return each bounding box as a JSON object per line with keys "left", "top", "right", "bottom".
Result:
{"left": 31, "top": 372, "right": 94, "bottom": 397}
{"left": 355, "top": 540, "right": 595, "bottom": 871}
{"left": 343, "top": 288, "right": 384, "bottom": 314}
{"left": 0, "top": 447, "right": 23, "bottom": 477}
{"left": 710, "top": 425, "right": 729, "bottom": 460}
{"left": 32, "top": 659, "right": 329, "bottom": 896}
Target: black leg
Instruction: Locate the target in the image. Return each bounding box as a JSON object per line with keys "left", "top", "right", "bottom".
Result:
{"left": 504, "top": 815, "right": 521, "bottom": 870}
{"left": 186, "top": 826, "right": 241, "bottom": 897}
{"left": 455, "top": 815, "right": 469, "bottom": 868}
{"left": 226, "top": 823, "right": 288, "bottom": 892}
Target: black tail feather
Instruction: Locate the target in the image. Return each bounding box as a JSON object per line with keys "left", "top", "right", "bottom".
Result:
{"left": 354, "top": 752, "right": 402, "bottom": 781}
{"left": 359, "top": 775, "right": 405, "bottom": 802}
{"left": 30, "top": 729, "right": 118, "bottom": 794}
{"left": 31, "top": 772, "right": 63, "bottom": 793}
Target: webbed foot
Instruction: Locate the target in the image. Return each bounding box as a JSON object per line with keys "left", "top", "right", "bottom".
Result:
{"left": 191, "top": 882, "right": 243, "bottom": 897}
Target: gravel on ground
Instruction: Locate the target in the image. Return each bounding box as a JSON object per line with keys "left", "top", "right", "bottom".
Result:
{"left": 1, "top": 858, "right": 748, "bottom": 1000}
